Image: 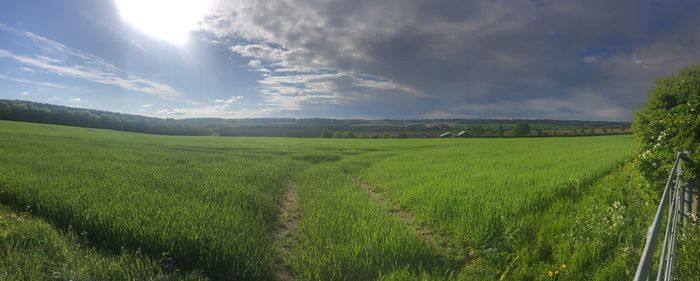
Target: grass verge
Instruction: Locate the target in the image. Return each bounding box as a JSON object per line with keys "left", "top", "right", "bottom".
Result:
{"left": 0, "top": 205, "right": 206, "bottom": 280}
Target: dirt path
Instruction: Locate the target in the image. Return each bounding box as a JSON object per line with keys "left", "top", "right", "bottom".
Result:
{"left": 361, "top": 182, "right": 439, "bottom": 248}
{"left": 272, "top": 183, "right": 299, "bottom": 281}
{"left": 361, "top": 181, "right": 475, "bottom": 267}
{"left": 362, "top": 182, "right": 484, "bottom": 267}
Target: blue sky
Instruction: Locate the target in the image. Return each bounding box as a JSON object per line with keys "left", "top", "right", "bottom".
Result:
{"left": 1, "top": 0, "right": 699, "bottom": 121}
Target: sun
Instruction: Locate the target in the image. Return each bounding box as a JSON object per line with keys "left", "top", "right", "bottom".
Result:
{"left": 115, "top": 0, "right": 213, "bottom": 45}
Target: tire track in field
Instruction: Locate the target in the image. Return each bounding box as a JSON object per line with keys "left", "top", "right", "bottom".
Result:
{"left": 272, "top": 183, "right": 299, "bottom": 281}
{"left": 360, "top": 181, "right": 474, "bottom": 266}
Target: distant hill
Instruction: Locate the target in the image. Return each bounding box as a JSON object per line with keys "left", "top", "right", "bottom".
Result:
{"left": 0, "top": 100, "right": 207, "bottom": 136}
{"left": 0, "top": 100, "right": 631, "bottom": 137}
{"left": 181, "top": 117, "right": 632, "bottom": 138}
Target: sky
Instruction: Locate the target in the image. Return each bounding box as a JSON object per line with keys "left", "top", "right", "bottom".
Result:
{"left": 1, "top": 0, "right": 699, "bottom": 121}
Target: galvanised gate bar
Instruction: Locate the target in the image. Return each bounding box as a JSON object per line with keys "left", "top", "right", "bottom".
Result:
{"left": 633, "top": 151, "right": 694, "bottom": 281}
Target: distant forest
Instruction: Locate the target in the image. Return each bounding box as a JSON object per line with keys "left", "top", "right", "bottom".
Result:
{"left": 0, "top": 100, "right": 207, "bottom": 135}
{"left": 0, "top": 100, "right": 632, "bottom": 138}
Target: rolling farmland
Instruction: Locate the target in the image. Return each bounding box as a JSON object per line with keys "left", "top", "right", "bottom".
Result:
{"left": 0, "top": 120, "right": 655, "bottom": 280}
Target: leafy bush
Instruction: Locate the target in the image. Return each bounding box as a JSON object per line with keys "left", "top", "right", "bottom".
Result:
{"left": 634, "top": 65, "right": 700, "bottom": 184}
{"left": 512, "top": 123, "right": 531, "bottom": 137}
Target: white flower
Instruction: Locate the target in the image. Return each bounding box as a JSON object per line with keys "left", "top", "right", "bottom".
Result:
{"left": 612, "top": 201, "right": 621, "bottom": 209}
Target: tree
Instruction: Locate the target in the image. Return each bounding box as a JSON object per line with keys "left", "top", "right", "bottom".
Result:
{"left": 0, "top": 100, "right": 207, "bottom": 136}
{"left": 320, "top": 128, "right": 333, "bottom": 138}
{"left": 472, "top": 125, "right": 486, "bottom": 136}
{"left": 341, "top": 131, "right": 355, "bottom": 138}
{"left": 497, "top": 125, "right": 505, "bottom": 137}
{"left": 511, "top": 123, "right": 530, "bottom": 137}
{"left": 634, "top": 65, "right": 700, "bottom": 184}
{"left": 0, "top": 101, "right": 9, "bottom": 119}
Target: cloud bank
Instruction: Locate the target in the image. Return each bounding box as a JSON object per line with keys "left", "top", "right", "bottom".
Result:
{"left": 201, "top": 0, "right": 700, "bottom": 120}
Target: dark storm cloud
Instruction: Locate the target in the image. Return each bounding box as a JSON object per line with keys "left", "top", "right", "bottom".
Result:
{"left": 202, "top": 0, "right": 700, "bottom": 120}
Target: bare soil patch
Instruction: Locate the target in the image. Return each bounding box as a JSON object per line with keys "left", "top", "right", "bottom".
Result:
{"left": 272, "top": 183, "right": 300, "bottom": 281}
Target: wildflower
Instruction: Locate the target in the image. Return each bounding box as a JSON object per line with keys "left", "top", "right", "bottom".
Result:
{"left": 548, "top": 271, "right": 554, "bottom": 277}
{"left": 555, "top": 270, "right": 559, "bottom": 275}
{"left": 561, "top": 264, "right": 567, "bottom": 269}
{"left": 612, "top": 201, "right": 621, "bottom": 209}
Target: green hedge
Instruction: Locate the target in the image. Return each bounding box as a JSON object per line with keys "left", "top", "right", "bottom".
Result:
{"left": 634, "top": 65, "right": 700, "bottom": 184}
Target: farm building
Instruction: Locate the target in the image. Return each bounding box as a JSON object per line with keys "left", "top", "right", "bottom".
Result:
{"left": 439, "top": 132, "right": 455, "bottom": 138}
{"left": 457, "top": 131, "right": 467, "bottom": 137}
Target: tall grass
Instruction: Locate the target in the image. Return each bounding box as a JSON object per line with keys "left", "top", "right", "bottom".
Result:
{"left": 291, "top": 156, "right": 453, "bottom": 280}
{"left": 364, "top": 136, "right": 634, "bottom": 249}
{"left": 0, "top": 121, "right": 305, "bottom": 280}
{"left": 0, "top": 205, "right": 206, "bottom": 280}
{"left": 0, "top": 120, "right": 658, "bottom": 280}
{"left": 458, "top": 164, "right": 655, "bottom": 280}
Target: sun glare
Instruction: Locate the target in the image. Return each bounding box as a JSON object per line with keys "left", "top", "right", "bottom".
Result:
{"left": 115, "top": 0, "right": 213, "bottom": 45}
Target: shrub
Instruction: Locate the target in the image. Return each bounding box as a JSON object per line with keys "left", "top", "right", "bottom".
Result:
{"left": 472, "top": 125, "right": 486, "bottom": 135}
{"left": 634, "top": 65, "right": 700, "bottom": 184}
{"left": 512, "top": 123, "right": 530, "bottom": 137}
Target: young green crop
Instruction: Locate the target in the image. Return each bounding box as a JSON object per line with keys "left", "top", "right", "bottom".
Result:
{"left": 0, "top": 120, "right": 662, "bottom": 281}
{"left": 458, "top": 164, "right": 655, "bottom": 280}
{"left": 0, "top": 205, "right": 206, "bottom": 281}
{"left": 0, "top": 121, "right": 309, "bottom": 280}
{"left": 363, "top": 136, "right": 634, "bottom": 249}
{"left": 291, "top": 155, "right": 454, "bottom": 280}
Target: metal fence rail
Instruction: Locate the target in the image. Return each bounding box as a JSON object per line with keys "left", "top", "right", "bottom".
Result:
{"left": 633, "top": 151, "right": 693, "bottom": 281}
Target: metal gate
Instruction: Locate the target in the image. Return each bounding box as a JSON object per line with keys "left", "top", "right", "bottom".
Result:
{"left": 633, "top": 151, "right": 693, "bottom": 281}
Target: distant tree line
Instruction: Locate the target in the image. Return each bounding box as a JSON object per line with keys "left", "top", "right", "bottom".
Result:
{"left": 319, "top": 128, "right": 408, "bottom": 139}
{"left": 511, "top": 123, "right": 530, "bottom": 137}
{"left": 441, "top": 122, "right": 630, "bottom": 138}
{"left": 0, "top": 100, "right": 632, "bottom": 138}
{"left": 0, "top": 100, "right": 207, "bottom": 135}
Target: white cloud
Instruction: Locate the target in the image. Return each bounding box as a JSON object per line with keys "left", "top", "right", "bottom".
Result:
{"left": 214, "top": 96, "right": 243, "bottom": 104}
{"left": 228, "top": 42, "right": 417, "bottom": 111}
{"left": 20, "top": 91, "right": 29, "bottom": 96}
{"left": 156, "top": 104, "right": 276, "bottom": 118}
{"left": 247, "top": 59, "right": 262, "bottom": 68}
{"left": 68, "top": 96, "right": 85, "bottom": 103}
{"left": 201, "top": 1, "right": 422, "bottom": 111}
{"left": 157, "top": 95, "right": 281, "bottom": 118}
{"left": 139, "top": 103, "right": 153, "bottom": 112}
{"left": 0, "top": 24, "right": 183, "bottom": 99}
{"left": 581, "top": 56, "right": 600, "bottom": 63}
{"left": 197, "top": 0, "right": 700, "bottom": 120}
{"left": 20, "top": 66, "right": 35, "bottom": 72}
{"left": 0, "top": 74, "right": 69, "bottom": 89}
{"left": 48, "top": 96, "right": 62, "bottom": 101}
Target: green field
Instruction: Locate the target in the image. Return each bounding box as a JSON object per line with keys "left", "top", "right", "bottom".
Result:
{"left": 0, "top": 120, "right": 662, "bottom": 280}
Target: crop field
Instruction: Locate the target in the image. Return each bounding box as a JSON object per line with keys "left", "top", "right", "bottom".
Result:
{"left": 0, "top": 120, "right": 653, "bottom": 280}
